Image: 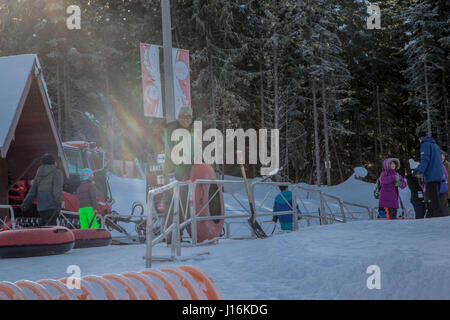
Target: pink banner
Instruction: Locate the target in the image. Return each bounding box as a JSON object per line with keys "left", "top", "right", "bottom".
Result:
{"left": 140, "top": 43, "right": 163, "bottom": 118}
{"left": 172, "top": 48, "right": 191, "bottom": 118}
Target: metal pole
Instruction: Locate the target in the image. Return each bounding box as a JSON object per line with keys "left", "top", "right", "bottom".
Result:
{"left": 161, "top": 0, "right": 176, "bottom": 123}
{"left": 190, "top": 182, "right": 198, "bottom": 246}
{"left": 145, "top": 192, "right": 154, "bottom": 268}
{"left": 292, "top": 186, "right": 299, "bottom": 231}
{"left": 173, "top": 184, "right": 180, "bottom": 257}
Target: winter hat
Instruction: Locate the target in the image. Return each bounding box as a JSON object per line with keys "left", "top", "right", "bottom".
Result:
{"left": 415, "top": 126, "right": 428, "bottom": 138}
{"left": 79, "top": 168, "right": 94, "bottom": 181}
{"left": 41, "top": 153, "right": 55, "bottom": 165}
{"left": 409, "top": 158, "right": 419, "bottom": 170}
{"left": 178, "top": 107, "right": 193, "bottom": 118}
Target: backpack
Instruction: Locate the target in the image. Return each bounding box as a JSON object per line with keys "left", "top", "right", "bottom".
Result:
{"left": 373, "top": 179, "right": 381, "bottom": 199}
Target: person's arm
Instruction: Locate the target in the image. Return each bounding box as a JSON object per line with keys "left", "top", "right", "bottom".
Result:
{"left": 53, "top": 170, "right": 63, "bottom": 209}
{"left": 89, "top": 183, "right": 98, "bottom": 211}
{"left": 415, "top": 143, "right": 431, "bottom": 175}
{"left": 22, "top": 178, "right": 38, "bottom": 210}
{"left": 398, "top": 175, "right": 407, "bottom": 189}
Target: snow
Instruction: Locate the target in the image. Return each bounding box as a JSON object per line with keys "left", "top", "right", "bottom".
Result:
{"left": 0, "top": 54, "right": 37, "bottom": 148}
{"left": 1, "top": 172, "right": 449, "bottom": 299}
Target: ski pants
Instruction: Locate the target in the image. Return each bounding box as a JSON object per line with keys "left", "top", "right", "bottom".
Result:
{"left": 378, "top": 208, "right": 397, "bottom": 219}
{"left": 79, "top": 206, "right": 99, "bottom": 229}
{"left": 39, "top": 209, "right": 59, "bottom": 226}
{"left": 439, "top": 193, "right": 450, "bottom": 217}
{"left": 425, "top": 181, "right": 443, "bottom": 218}
{"left": 411, "top": 200, "right": 425, "bottom": 219}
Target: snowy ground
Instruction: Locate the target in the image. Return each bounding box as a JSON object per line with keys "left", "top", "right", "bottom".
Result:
{"left": 1, "top": 172, "right": 449, "bottom": 299}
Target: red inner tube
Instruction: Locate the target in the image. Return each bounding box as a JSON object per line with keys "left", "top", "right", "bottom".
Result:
{"left": 0, "top": 227, "right": 75, "bottom": 246}
{"left": 189, "top": 164, "right": 225, "bottom": 243}
{"left": 71, "top": 229, "right": 112, "bottom": 240}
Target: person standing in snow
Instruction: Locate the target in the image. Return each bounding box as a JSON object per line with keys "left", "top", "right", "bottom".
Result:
{"left": 443, "top": 152, "right": 450, "bottom": 208}
{"left": 272, "top": 185, "right": 302, "bottom": 231}
{"left": 406, "top": 160, "right": 425, "bottom": 219}
{"left": 439, "top": 151, "right": 449, "bottom": 216}
{"left": 377, "top": 158, "right": 407, "bottom": 219}
{"left": 21, "top": 154, "right": 63, "bottom": 226}
{"left": 413, "top": 129, "right": 445, "bottom": 218}
{"left": 163, "top": 106, "right": 196, "bottom": 182}
{"left": 76, "top": 168, "right": 99, "bottom": 229}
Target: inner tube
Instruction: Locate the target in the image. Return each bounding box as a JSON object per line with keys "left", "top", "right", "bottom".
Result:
{"left": 0, "top": 227, "right": 75, "bottom": 259}
{"left": 189, "top": 164, "right": 225, "bottom": 243}
{"left": 71, "top": 229, "right": 112, "bottom": 249}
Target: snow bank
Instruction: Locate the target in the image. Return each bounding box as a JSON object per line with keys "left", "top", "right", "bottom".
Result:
{"left": 2, "top": 217, "right": 449, "bottom": 299}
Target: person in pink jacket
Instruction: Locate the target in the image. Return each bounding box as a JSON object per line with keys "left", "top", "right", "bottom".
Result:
{"left": 377, "top": 158, "right": 407, "bottom": 219}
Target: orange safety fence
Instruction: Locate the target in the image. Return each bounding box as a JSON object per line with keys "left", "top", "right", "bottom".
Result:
{"left": 0, "top": 266, "right": 224, "bottom": 300}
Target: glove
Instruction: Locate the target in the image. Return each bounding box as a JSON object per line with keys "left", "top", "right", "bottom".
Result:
{"left": 394, "top": 174, "right": 401, "bottom": 187}
{"left": 272, "top": 216, "right": 278, "bottom": 223}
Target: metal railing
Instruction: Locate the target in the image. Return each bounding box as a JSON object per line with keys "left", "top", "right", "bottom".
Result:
{"left": 144, "top": 179, "right": 379, "bottom": 267}
{"left": 0, "top": 205, "right": 16, "bottom": 230}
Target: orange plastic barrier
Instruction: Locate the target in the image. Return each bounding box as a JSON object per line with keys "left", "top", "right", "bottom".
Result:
{"left": 0, "top": 266, "right": 224, "bottom": 300}
{"left": 15, "top": 280, "right": 51, "bottom": 300}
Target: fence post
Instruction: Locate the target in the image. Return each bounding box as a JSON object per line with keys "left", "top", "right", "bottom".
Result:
{"left": 173, "top": 183, "right": 181, "bottom": 257}
{"left": 319, "top": 192, "right": 328, "bottom": 225}
{"left": 338, "top": 200, "right": 346, "bottom": 223}
{"left": 145, "top": 191, "right": 154, "bottom": 268}
{"left": 189, "top": 182, "right": 197, "bottom": 246}
{"left": 292, "top": 186, "right": 299, "bottom": 231}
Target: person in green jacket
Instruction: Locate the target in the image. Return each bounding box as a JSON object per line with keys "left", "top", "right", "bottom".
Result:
{"left": 163, "top": 106, "right": 196, "bottom": 182}
{"left": 22, "top": 154, "right": 63, "bottom": 226}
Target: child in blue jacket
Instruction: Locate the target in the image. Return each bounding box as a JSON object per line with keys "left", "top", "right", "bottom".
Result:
{"left": 272, "top": 186, "right": 301, "bottom": 231}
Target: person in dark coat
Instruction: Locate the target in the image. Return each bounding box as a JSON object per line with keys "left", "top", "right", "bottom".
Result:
{"left": 377, "top": 158, "right": 407, "bottom": 219}
{"left": 406, "top": 159, "right": 425, "bottom": 219}
{"left": 76, "top": 168, "right": 99, "bottom": 229}
{"left": 163, "top": 107, "right": 195, "bottom": 182}
{"left": 21, "top": 154, "right": 63, "bottom": 226}
{"left": 439, "top": 151, "right": 449, "bottom": 216}
{"left": 413, "top": 129, "right": 445, "bottom": 218}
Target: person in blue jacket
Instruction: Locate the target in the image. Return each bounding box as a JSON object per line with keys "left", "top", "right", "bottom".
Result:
{"left": 272, "top": 185, "right": 301, "bottom": 231}
{"left": 413, "top": 128, "right": 445, "bottom": 218}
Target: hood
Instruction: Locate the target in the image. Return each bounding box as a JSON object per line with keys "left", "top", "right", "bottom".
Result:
{"left": 275, "top": 190, "right": 292, "bottom": 204}
{"left": 37, "top": 164, "right": 57, "bottom": 177}
{"left": 383, "top": 158, "right": 400, "bottom": 171}
{"left": 421, "top": 136, "right": 437, "bottom": 145}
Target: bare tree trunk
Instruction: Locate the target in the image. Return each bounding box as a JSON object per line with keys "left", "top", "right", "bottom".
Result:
{"left": 312, "top": 78, "right": 321, "bottom": 186}
{"left": 273, "top": 35, "right": 279, "bottom": 130}
{"left": 374, "top": 117, "right": 379, "bottom": 174}
{"left": 260, "top": 47, "right": 265, "bottom": 129}
{"left": 56, "top": 59, "right": 61, "bottom": 135}
{"left": 423, "top": 52, "right": 432, "bottom": 136}
{"left": 376, "top": 86, "right": 383, "bottom": 159}
{"left": 442, "top": 76, "right": 449, "bottom": 150}
{"left": 321, "top": 75, "right": 331, "bottom": 185}
{"left": 330, "top": 130, "right": 343, "bottom": 183}
{"left": 63, "top": 62, "right": 69, "bottom": 140}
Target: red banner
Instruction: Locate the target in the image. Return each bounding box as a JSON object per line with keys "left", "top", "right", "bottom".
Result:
{"left": 172, "top": 48, "right": 191, "bottom": 118}
{"left": 140, "top": 43, "right": 163, "bottom": 118}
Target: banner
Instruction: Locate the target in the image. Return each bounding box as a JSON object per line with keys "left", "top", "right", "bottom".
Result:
{"left": 172, "top": 48, "right": 191, "bottom": 118}
{"left": 140, "top": 43, "right": 163, "bottom": 118}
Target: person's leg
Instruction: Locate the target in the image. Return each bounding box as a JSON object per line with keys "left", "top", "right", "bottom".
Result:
{"left": 79, "top": 207, "right": 90, "bottom": 229}
{"left": 39, "top": 210, "right": 51, "bottom": 226}
{"left": 412, "top": 200, "right": 425, "bottom": 219}
{"left": 425, "top": 182, "right": 443, "bottom": 218}
{"left": 439, "top": 193, "right": 450, "bottom": 217}
{"left": 389, "top": 208, "right": 397, "bottom": 220}
{"left": 85, "top": 207, "right": 99, "bottom": 228}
